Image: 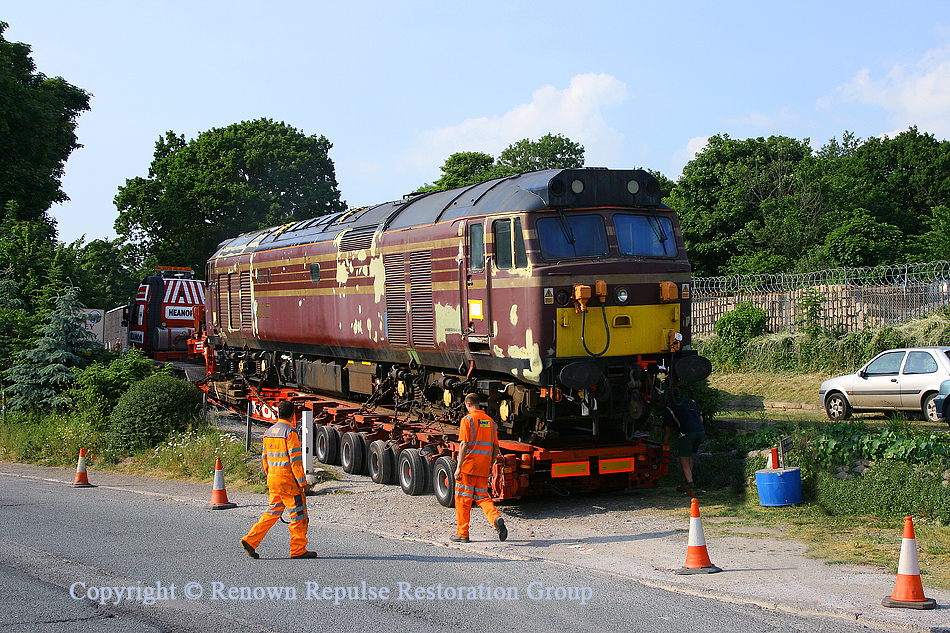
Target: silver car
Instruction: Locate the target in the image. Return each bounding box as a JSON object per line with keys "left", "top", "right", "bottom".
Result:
{"left": 819, "top": 347, "right": 950, "bottom": 423}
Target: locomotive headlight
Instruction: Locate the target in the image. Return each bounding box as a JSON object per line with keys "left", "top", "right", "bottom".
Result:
{"left": 555, "top": 290, "right": 570, "bottom": 306}
{"left": 616, "top": 287, "right": 630, "bottom": 303}
{"left": 571, "top": 179, "right": 585, "bottom": 194}
{"left": 627, "top": 179, "right": 640, "bottom": 195}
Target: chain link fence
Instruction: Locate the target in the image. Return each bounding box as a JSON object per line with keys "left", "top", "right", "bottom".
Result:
{"left": 692, "top": 261, "right": 950, "bottom": 336}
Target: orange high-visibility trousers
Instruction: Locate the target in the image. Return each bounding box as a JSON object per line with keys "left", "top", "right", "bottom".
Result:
{"left": 455, "top": 472, "right": 500, "bottom": 538}
{"left": 243, "top": 490, "right": 309, "bottom": 557}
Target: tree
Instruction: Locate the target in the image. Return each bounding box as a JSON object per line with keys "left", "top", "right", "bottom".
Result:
{"left": 421, "top": 152, "right": 499, "bottom": 191}
{"left": 0, "top": 22, "right": 91, "bottom": 223}
{"left": 836, "top": 127, "right": 950, "bottom": 240}
{"left": 668, "top": 135, "right": 830, "bottom": 277}
{"left": 3, "top": 286, "right": 98, "bottom": 409}
{"left": 114, "top": 119, "right": 346, "bottom": 274}
{"left": 420, "top": 134, "right": 586, "bottom": 192}
{"left": 0, "top": 278, "right": 36, "bottom": 376}
{"left": 822, "top": 208, "right": 902, "bottom": 268}
{"left": 0, "top": 202, "right": 58, "bottom": 313}
{"left": 496, "top": 133, "right": 585, "bottom": 173}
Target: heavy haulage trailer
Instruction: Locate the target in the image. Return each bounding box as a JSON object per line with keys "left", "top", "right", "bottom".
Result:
{"left": 141, "top": 168, "right": 711, "bottom": 504}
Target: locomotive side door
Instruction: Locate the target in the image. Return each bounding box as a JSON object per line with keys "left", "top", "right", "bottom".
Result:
{"left": 461, "top": 221, "right": 491, "bottom": 352}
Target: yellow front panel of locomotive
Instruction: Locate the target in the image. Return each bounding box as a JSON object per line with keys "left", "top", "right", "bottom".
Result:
{"left": 555, "top": 304, "right": 680, "bottom": 357}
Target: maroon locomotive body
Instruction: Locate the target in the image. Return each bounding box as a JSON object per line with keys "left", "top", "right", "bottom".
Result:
{"left": 202, "top": 168, "right": 708, "bottom": 498}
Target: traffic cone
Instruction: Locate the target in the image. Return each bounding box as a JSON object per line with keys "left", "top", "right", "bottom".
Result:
{"left": 72, "top": 448, "right": 95, "bottom": 488}
{"left": 882, "top": 516, "right": 936, "bottom": 609}
{"left": 206, "top": 457, "right": 237, "bottom": 510}
{"left": 676, "top": 498, "right": 721, "bottom": 574}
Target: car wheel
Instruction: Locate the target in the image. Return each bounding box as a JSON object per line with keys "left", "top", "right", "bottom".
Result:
{"left": 922, "top": 392, "right": 940, "bottom": 423}
{"left": 825, "top": 392, "right": 852, "bottom": 421}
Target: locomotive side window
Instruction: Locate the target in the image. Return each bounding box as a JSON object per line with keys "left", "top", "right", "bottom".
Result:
{"left": 536, "top": 214, "right": 608, "bottom": 261}
{"left": 615, "top": 214, "right": 678, "bottom": 257}
{"left": 469, "top": 223, "right": 484, "bottom": 271}
{"left": 309, "top": 263, "right": 321, "bottom": 283}
{"left": 493, "top": 218, "right": 528, "bottom": 270}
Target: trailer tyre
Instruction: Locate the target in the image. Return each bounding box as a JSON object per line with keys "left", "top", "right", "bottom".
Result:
{"left": 316, "top": 426, "right": 340, "bottom": 465}
{"left": 341, "top": 432, "right": 366, "bottom": 475}
{"left": 398, "top": 448, "right": 428, "bottom": 496}
{"left": 433, "top": 456, "right": 458, "bottom": 508}
{"left": 368, "top": 440, "right": 396, "bottom": 484}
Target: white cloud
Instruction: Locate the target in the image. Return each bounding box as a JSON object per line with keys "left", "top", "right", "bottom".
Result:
{"left": 670, "top": 135, "right": 710, "bottom": 177}
{"left": 403, "top": 73, "right": 628, "bottom": 176}
{"left": 836, "top": 44, "right": 950, "bottom": 138}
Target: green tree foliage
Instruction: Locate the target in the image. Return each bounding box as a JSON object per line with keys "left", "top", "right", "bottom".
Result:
{"left": 495, "top": 133, "right": 585, "bottom": 173}
{"left": 3, "top": 287, "right": 98, "bottom": 409}
{"left": 673, "top": 128, "right": 950, "bottom": 277}
{"left": 108, "top": 374, "right": 202, "bottom": 452}
{"left": 838, "top": 127, "right": 950, "bottom": 240}
{"left": 0, "top": 204, "right": 58, "bottom": 313}
{"left": 668, "top": 134, "right": 828, "bottom": 277}
{"left": 0, "top": 22, "right": 91, "bottom": 223}
{"left": 421, "top": 133, "right": 585, "bottom": 192}
{"left": 822, "top": 208, "right": 902, "bottom": 267}
{"left": 114, "top": 119, "right": 346, "bottom": 274}
{"left": 0, "top": 278, "right": 36, "bottom": 375}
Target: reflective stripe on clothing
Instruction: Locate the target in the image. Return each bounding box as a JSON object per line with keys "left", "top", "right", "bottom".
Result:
{"left": 457, "top": 410, "right": 497, "bottom": 476}
{"left": 262, "top": 421, "right": 308, "bottom": 493}
{"left": 244, "top": 489, "right": 310, "bottom": 557}
{"left": 454, "top": 472, "right": 500, "bottom": 538}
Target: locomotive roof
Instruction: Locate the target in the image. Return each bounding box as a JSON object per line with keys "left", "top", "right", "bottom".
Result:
{"left": 212, "top": 168, "right": 668, "bottom": 256}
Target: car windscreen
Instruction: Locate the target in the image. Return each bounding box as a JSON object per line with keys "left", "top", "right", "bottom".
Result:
{"left": 536, "top": 214, "right": 609, "bottom": 261}
{"left": 615, "top": 214, "right": 678, "bottom": 257}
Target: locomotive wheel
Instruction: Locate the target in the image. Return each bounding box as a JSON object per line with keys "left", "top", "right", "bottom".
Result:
{"left": 315, "top": 426, "right": 340, "bottom": 465}
{"left": 398, "top": 448, "right": 428, "bottom": 496}
{"left": 368, "top": 440, "right": 396, "bottom": 485}
{"left": 341, "top": 432, "right": 366, "bottom": 475}
{"left": 432, "top": 456, "right": 458, "bottom": 508}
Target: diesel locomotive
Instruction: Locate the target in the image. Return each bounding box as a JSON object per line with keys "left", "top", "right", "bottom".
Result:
{"left": 201, "top": 167, "right": 709, "bottom": 453}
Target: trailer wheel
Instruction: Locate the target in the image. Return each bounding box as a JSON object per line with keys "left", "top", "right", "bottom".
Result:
{"left": 341, "top": 432, "right": 366, "bottom": 475}
{"left": 316, "top": 426, "right": 339, "bottom": 465}
{"left": 398, "top": 448, "right": 427, "bottom": 496}
{"left": 368, "top": 440, "right": 396, "bottom": 484}
{"left": 433, "top": 456, "right": 457, "bottom": 508}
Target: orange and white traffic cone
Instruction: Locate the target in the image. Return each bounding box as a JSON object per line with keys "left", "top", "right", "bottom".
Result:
{"left": 676, "top": 498, "right": 721, "bottom": 575}
{"left": 206, "top": 457, "right": 237, "bottom": 510}
{"left": 72, "top": 448, "right": 95, "bottom": 488}
{"left": 882, "top": 516, "right": 936, "bottom": 609}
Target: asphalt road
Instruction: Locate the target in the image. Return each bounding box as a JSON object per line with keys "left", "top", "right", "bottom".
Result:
{"left": 0, "top": 467, "right": 901, "bottom": 633}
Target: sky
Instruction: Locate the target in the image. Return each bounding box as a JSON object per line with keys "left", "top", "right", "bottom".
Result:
{"left": 3, "top": 1, "right": 950, "bottom": 246}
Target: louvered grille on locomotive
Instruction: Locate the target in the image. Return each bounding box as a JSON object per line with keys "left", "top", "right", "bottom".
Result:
{"left": 409, "top": 251, "right": 435, "bottom": 347}
{"left": 384, "top": 253, "right": 408, "bottom": 346}
{"left": 240, "top": 271, "right": 252, "bottom": 328}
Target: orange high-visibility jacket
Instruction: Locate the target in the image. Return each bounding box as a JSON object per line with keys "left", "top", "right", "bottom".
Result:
{"left": 262, "top": 421, "right": 308, "bottom": 494}
{"left": 458, "top": 409, "right": 497, "bottom": 476}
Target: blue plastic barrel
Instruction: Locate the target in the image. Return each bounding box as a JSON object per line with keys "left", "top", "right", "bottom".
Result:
{"left": 755, "top": 467, "right": 802, "bottom": 506}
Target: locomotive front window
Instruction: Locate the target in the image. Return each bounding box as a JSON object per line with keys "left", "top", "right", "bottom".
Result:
{"left": 536, "top": 214, "right": 608, "bottom": 261}
{"left": 615, "top": 214, "right": 678, "bottom": 257}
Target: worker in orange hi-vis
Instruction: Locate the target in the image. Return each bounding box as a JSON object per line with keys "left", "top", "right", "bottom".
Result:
{"left": 241, "top": 401, "right": 316, "bottom": 559}
{"left": 451, "top": 393, "right": 507, "bottom": 543}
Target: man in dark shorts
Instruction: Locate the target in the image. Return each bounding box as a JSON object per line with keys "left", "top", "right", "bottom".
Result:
{"left": 662, "top": 386, "right": 705, "bottom": 495}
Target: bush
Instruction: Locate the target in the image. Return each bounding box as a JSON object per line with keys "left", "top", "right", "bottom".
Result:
{"left": 707, "top": 301, "right": 769, "bottom": 370}
{"left": 69, "top": 349, "right": 157, "bottom": 430}
{"left": 108, "top": 374, "right": 202, "bottom": 452}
